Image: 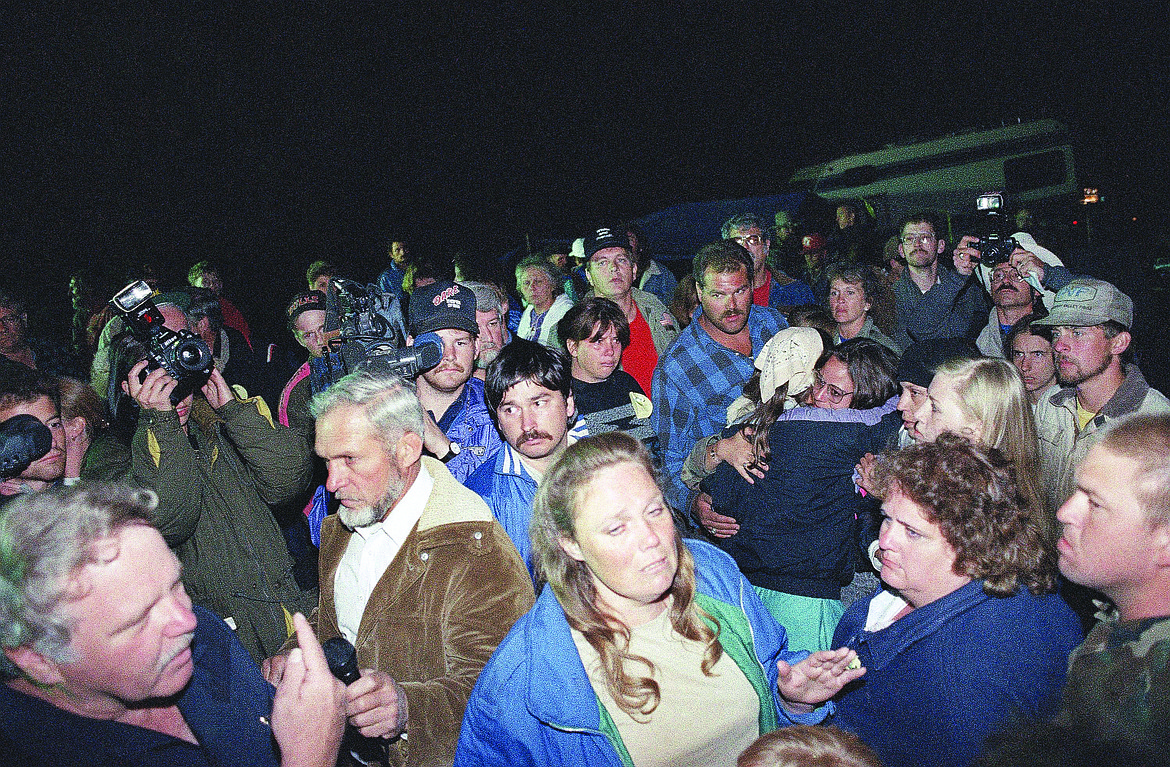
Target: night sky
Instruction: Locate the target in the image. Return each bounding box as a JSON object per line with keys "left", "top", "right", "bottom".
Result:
{"left": 3, "top": 2, "right": 1167, "bottom": 340}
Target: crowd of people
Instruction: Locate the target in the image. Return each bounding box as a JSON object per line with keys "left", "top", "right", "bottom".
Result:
{"left": 1, "top": 205, "right": 1168, "bottom": 767}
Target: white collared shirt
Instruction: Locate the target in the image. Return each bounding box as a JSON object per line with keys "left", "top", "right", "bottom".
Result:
{"left": 334, "top": 463, "right": 435, "bottom": 643}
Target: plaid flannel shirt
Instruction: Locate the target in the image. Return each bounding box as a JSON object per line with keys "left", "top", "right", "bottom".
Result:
{"left": 651, "top": 304, "right": 785, "bottom": 520}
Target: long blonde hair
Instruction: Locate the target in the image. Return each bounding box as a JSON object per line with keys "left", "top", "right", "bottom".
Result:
{"left": 530, "top": 432, "right": 722, "bottom": 719}
{"left": 932, "top": 358, "right": 1046, "bottom": 527}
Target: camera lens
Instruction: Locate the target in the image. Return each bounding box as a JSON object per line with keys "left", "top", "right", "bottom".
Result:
{"left": 175, "top": 338, "right": 212, "bottom": 373}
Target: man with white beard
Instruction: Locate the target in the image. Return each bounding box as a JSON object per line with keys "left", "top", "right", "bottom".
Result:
{"left": 264, "top": 368, "right": 533, "bottom": 767}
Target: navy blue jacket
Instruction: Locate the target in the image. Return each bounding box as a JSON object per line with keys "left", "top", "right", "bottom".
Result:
{"left": 0, "top": 606, "right": 279, "bottom": 767}
{"left": 831, "top": 580, "right": 1083, "bottom": 767}
{"left": 704, "top": 402, "right": 898, "bottom": 598}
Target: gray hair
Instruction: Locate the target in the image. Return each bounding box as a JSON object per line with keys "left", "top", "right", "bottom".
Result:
{"left": 462, "top": 281, "right": 502, "bottom": 317}
{"left": 310, "top": 368, "right": 424, "bottom": 449}
{"left": 514, "top": 256, "right": 564, "bottom": 295}
{"left": 721, "top": 213, "right": 771, "bottom": 241}
{"left": 0, "top": 484, "right": 158, "bottom": 680}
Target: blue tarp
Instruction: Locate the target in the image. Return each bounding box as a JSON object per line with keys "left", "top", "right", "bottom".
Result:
{"left": 631, "top": 191, "right": 811, "bottom": 263}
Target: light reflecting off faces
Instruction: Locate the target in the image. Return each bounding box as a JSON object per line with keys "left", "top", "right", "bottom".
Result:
{"left": 316, "top": 403, "right": 405, "bottom": 529}
{"left": 828, "top": 279, "right": 871, "bottom": 328}
{"left": 496, "top": 380, "right": 574, "bottom": 467}
{"left": 588, "top": 248, "right": 635, "bottom": 299}
{"left": 1051, "top": 325, "right": 1120, "bottom": 387}
{"left": 877, "top": 487, "right": 971, "bottom": 609}
{"left": 1056, "top": 444, "right": 1168, "bottom": 606}
{"left": 1011, "top": 332, "right": 1057, "bottom": 395}
{"left": 0, "top": 395, "right": 65, "bottom": 483}
{"left": 812, "top": 356, "right": 855, "bottom": 409}
{"left": 56, "top": 525, "right": 198, "bottom": 707}
{"left": 698, "top": 268, "right": 752, "bottom": 336}
{"left": 517, "top": 267, "right": 556, "bottom": 312}
{"left": 912, "top": 372, "right": 982, "bottom": 443}
{"left": 897, "top": 382, "right": 929, "bottom": 439}
{"left": 475, "top": 309, "right": 504, "bottom": 367}
{"left": 560, "top": 460, "right": 679, "bottom": 627}
{"left": 419, "top": 328, "right": 477, "bottom": 394}
{"left": 294, "top": 309, "right": 330, "bottom": 358}
{"left": 568, "top": 323, "right": 623, "bottom": 384}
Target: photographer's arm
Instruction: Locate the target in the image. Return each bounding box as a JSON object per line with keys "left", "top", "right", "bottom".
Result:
{"left": 125, "top": 362, "right": 206, "bottom": 545}
{"left": 211, "top": 368, "right": 312, "bottom": 506}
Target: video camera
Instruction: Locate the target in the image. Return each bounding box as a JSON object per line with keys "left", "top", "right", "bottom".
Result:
{"left": 972, "top": 192, "right": 1019, "bottom": 268}
{"left": 110, "top": 281, "right": 215, "bottom": 405}
{"left": 0, "top": 414, "right": 52, "bottom": 480}
{"left": 311, "top": 279, "right": 440, "bottom": 388}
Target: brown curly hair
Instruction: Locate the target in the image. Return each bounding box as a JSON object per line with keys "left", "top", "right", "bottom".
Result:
{"left": 873, "top": 434, "right": 1057, "bottom": 597}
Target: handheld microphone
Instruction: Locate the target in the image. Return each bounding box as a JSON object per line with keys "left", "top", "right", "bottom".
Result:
{"left": 0, "top": 415, "right": 53, "bottom": 480}
{"left": 322, "top": 636, "right": 362, "bottom": 685}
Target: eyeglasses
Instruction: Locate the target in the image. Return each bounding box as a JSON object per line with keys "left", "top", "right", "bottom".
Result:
{"left": 591, "top": 254, "right": 632, "bottom": 271}
{"left": 812, "top": 372, "right": 854, "bottom": 403}
{"left": 732, "top": 233, "right": 763, "bottom": 248}
{"left": 990, "top": 267, "right": 1023, "bottom": 284}
{"left": 900, "top": 233, "right": 936, "bottom": 245}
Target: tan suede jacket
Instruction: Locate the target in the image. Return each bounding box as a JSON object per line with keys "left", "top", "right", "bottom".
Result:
{"left": 308, "top": 457, "right": 535, "bottom": 767}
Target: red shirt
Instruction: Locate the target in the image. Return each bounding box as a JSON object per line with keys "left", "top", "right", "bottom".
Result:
{"left": 752, "top": 268, "right": 772, "bottom": 307}
{"left": 623, "top": 307, "right": 658, "bottom": 397}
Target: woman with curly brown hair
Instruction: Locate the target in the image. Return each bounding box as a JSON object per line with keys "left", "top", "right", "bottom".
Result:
{"left": 828, "top": 435, "right": 1083, "bottom": 767}
{"left": 455, "top": 431, "right": 866, "bottom": 767}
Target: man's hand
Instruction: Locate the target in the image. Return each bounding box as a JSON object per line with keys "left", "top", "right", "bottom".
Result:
{"left": 1010, "top": 247, "right": 1047, "bottom": 288}
{"left": 855, "top": 453, "right": 882, "bottom": 498}
{"left": 262, "top": 653, "right": 290, "bottom": 686}
{"left": 693, "top": 491, "right": 739, "bottom": 538}
{"left": 346, "top": 669, "right": 409, "bottom": 740}
{"left": 952, "top": 235, "right": 980, "bottom": 276}
{"left": 777, "top": 647, "right": 866, "bottom": 712}
{"left": 271, "top": 613, "right": 346, "bottom": 767}
{"left": 126, "top": 360, "right": 178, "bottom": 412}
{"left": 420, "top": 409, "right": 452, "bottom": 458}
{"left": 200, "top": 368, "right": 235, "bottom": 409}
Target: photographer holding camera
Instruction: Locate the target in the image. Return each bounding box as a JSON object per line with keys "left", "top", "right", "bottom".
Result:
{"left": 105, "top": 288, "right": 316, "bottom": 664}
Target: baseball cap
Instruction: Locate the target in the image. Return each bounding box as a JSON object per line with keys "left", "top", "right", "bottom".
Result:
{"left": 409, "top": 280, "right": 478, "bottom": 337}
{"left": 286, "top": 290, "right": 327, "bottom": 329}
{"left": 1031, "top": 278, "right": 1133, "bottom": 329}
{"left": 801, "top": 233, "right": 827, "bottom": 253}
{"left": 896, "top": 338, "right": 981, "bottom": 389}
{"left": 584, "top": 226, "right": 631, "bottom": 261}
{"left": 755, "top": 327, "right": 824, "bottom": 403}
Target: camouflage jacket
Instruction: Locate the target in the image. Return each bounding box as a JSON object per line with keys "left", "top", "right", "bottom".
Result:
{"left": 1057, "top": 611, "right": 1170, "bottom": 757}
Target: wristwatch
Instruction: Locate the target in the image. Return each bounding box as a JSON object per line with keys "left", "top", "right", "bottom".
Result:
{"left": 440, "top": 442, "right": 462, "bottom": 463}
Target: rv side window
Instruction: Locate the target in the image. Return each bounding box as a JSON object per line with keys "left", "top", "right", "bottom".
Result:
{"left": 1004, "top": 150, "right": 1068, "bottom": 193}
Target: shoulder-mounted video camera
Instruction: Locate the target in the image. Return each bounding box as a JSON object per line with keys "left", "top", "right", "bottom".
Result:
{"left": 311, "top": 279, "right": 440, "bottom": 389}
{"left": 110, "top": 281, "right": 214, "bottom": 404}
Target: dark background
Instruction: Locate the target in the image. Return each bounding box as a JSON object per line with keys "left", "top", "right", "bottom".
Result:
{"left": 2, "top": 2, "right": 1167, "bottom": 345}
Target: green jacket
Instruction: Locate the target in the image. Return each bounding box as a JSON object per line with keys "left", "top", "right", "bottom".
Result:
{"left": 126, "top": 395, "right": 315, "bottom": 662}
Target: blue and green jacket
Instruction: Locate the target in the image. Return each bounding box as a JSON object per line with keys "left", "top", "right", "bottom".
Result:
{"left": 453, "top": 539, "right": 826, "bottom": 766}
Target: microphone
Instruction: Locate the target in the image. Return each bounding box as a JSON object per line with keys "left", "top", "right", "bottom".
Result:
{"left": 322, "top": 636, "right": 361, "bottom": 685}
{"left": 322, "top": 636, "right": 387, "bottom": 763}
{"left": 0, "top": 415, "right": 53, "bottom": 480}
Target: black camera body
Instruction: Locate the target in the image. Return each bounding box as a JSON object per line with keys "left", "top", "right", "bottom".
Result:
{"left": 973, "top": 192, "right": 1019, "bottom": 268}
{"left": 308, "top": 279, "right": 432, "bottom": 390}
{"left": 110, "top": 281, "right": 214, "bottom": 404}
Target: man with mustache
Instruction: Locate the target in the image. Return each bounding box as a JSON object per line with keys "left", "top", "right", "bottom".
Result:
{"left": 466, "top": 338, "right": 587, "bottom": 579}
{"left": 975, "top": 258, "right": 1044, "bottom": 358}
{"left": 651, "top": 240, "right": 786, "bottom": 534}
{"left": 891, "top": 211, "right": 988, "bottom": 351}
{"left": 408, "top": 280, "right": 501, "bottom": 484}
{"left": 267, "top": 368, "right": 533, "bottom": 767}
{"left": 0, "top": 484, "right": 346, "bottom": 767}
{"left": 1032, "top": 278, "right": 1170, "bottom": 513}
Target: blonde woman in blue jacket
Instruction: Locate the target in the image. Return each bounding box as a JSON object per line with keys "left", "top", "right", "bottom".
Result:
{"left": 455, "top": 432, "right": 865, "bottom": 767}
